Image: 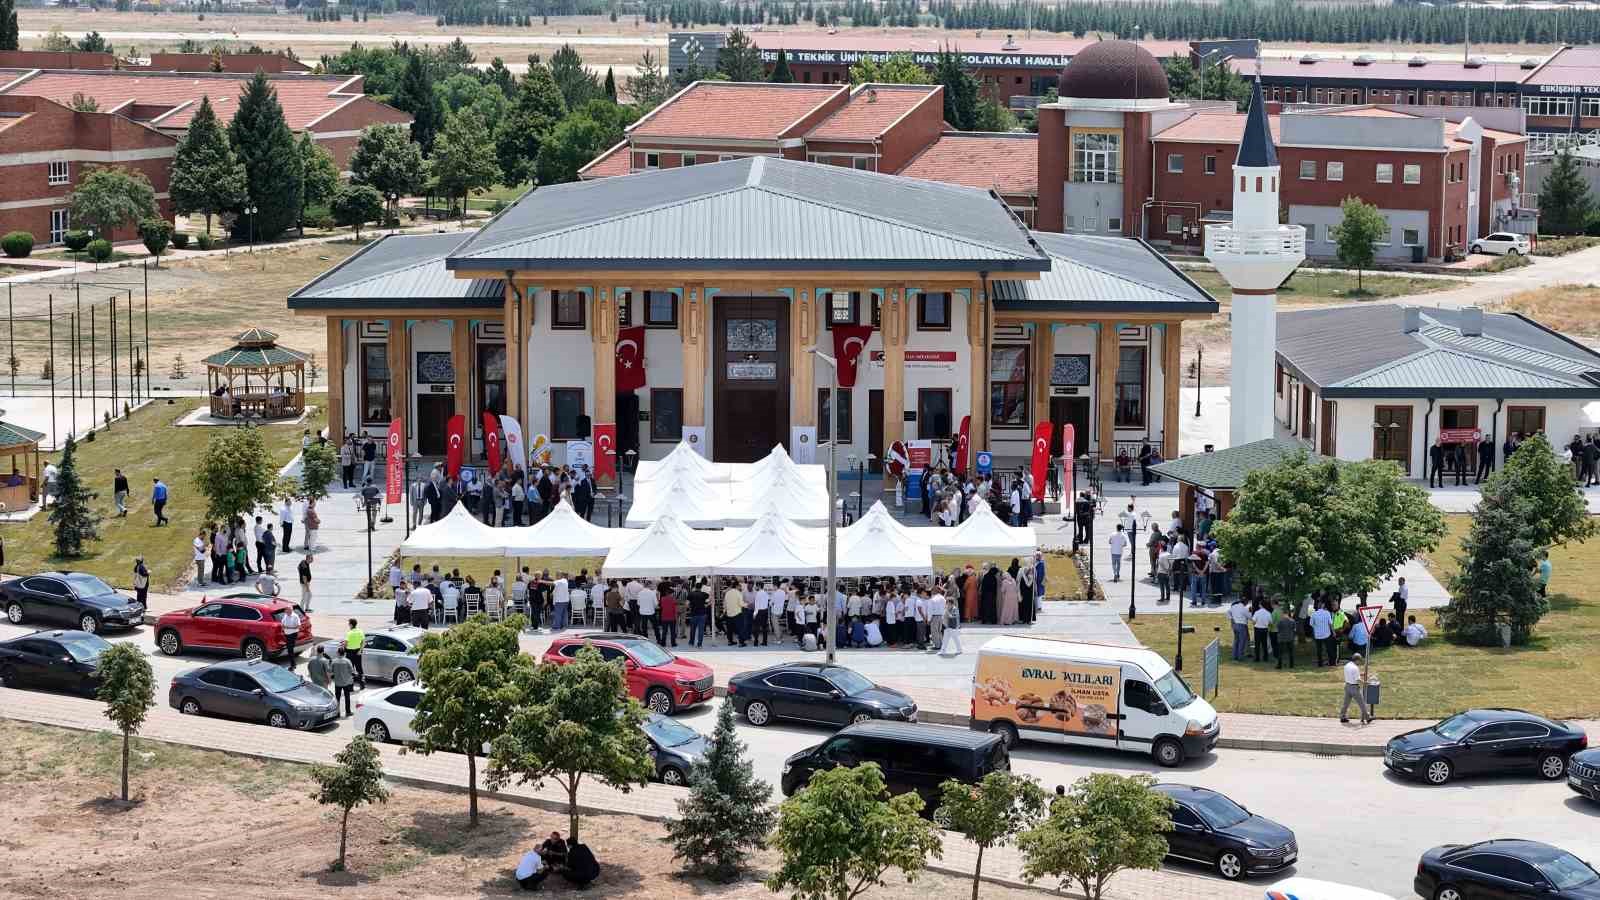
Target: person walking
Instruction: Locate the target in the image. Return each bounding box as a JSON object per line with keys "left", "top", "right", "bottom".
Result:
{"left": 1108, "top": 524, "right": 1128, "bottom": 583}
{"left": 339, "top": 437, "right": 354, "bottom": 490}
{"left": 112, "top": 468, "right": 129, "bottom": 517}
{"left": 361, "top": 435, "right": 377, "bottom": 484}
{"left": 330, "top": 648, "right": 356, "bottom": 717}
{"left": 344, "top": 619, "right": 366, "bottom": 687}
{"left": 1339, "top": 654, "right": 1372, "bottom": 724}
{"left": 308, "top": 645, "right": 332, "bottom": 691}
{"left": 1251, "top": 601, "right": 1272, "bottom": 662}
{"left": 279, "top": 496, "right": 295, "bottom": 552}
{"left": 132, "top": 556, "right": 149, "bottom": 609}
{"left": 1538, "top": 552, "right": 1553, "bottom": 597}
{"left": 298, "top": 554, "right": 314, "bottom": 612}
{"left": 151, "top": 478, "right": 169, "bottom": 525}
{"left": 302, "top": 501, "right": 320, "bottom": 552}
{"left": 1228, "top": 597, "right": 1250, "bottom": 661}
{"left": 280, "top": 605, "right": 303, "bottom": 669}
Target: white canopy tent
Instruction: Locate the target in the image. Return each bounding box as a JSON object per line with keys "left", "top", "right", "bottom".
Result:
{"left": 399, "top": 503, "right": 511, "bottom": 557}
{"left": 503, "top": 500, "right": 627, "bottom": 556}
{"left": 602, "top": 515, "right": 729, "bottom": 578}
{"left": 712, "top": 511, "right": 827, "bottom": 576}
{"left": 908, "top": 501, "right": 1039, "bottom": 556}
{"left": 634, "top": 442, "right": 827, "bottom": 489}
{"left": 624, "top": 472, "right": 733, "bottom": 528}
{"left": 834, "top": 506, "right": 934, "bottom": 577}
{"left": 633, "top": 441, "right": 722, "bottom": 482}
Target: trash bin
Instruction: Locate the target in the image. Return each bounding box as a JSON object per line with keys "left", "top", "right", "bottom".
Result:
{"left": 1365, "top": 675, "right": 1381, "bottom": 709}
{"left": 1411, "top": 245, "right": 1426, "bottom": 263}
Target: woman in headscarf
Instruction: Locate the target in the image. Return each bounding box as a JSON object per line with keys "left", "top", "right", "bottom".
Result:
{"left": 979, "top": 562, "right": 1000, "bottom": 625}
{"left": 961, "top": 565, "right": 979, "bottom": 622}
{"left": 999, "top": 566, "right": 1020, "bottom": 626}
{"left": 1017, "top": 559, "right": 1034, "bottom": 624}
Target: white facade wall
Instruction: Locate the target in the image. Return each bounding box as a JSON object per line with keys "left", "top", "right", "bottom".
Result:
{"left": 524, "top": 289, "right": 598, "bottom": 467}
{"left": 1327, "top": 396, "right": 1597, "bottom": 477}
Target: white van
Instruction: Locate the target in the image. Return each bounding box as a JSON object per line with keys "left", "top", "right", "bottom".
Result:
{"left": 971, "top": 636, "right": 1219, "bottom": 767}
{"left": 1264, "top": 877, "right": 1398, "bottom": 900}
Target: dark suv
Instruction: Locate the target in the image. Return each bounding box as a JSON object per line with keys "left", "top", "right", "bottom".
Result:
{"left": 1, "top": 572, "right": 145, "bottom": 634}
{"left": 780, "top": 721, "right": 1008, "bottom": 813}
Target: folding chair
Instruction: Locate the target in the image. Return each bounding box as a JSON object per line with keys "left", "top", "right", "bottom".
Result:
{"left": 464, "top": 590, "right": 482, "bottom": 618}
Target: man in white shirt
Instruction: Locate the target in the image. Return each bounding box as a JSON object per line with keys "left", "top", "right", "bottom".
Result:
{"left": 770, "top": 584, "right": 788, "bottom": 637}
{"left": 1251, "top": 603, "right": 1272, "bottom": 662}
{"left": 280, "top": 605, "right": 302, "bottom": 667}
{"left": 1227, "top": 598, "right": 1250, "bottom": 661}
{"left": 553, "top": 573, "right": 572, "bottom": 633}
{"left": 409, "top": 582, "right": 434, "bottom": 629}
{"left": 911, "top": 590, "right": 930, "bottom": 649}
{"left": 1339, "top": 654, "right": 1372, "bottom": 724}
{"left": 636, "top": 579, "right": 658, "bottom": 638}
{"left": 926, "top": 590, "right": 946, "bottom": 651}
{"left": 279, "top": 497, "right": 296, "bottom": 554}
{"left": 846, "top": 592, "right": 863, "bottom": 619}
{"left": 1008, "top": 484, "right": 1022, "bottom": 525}
{"left": 589, "top": 581, "right": 607, "bottom": 628}
{"left": 1108, "top": 524, "right": 1129, "bottom": 583}
{"left": 515, "top": 848, "right": 548, "bottom": 891}
{"left": 883, "top": 593, "right": 900, "bottom": 645}
{"left": 1402, "top": 616, "right": 1426, "bottom": 647}
{"left": 863, "top": 616, "right": 884, "bottom": 647}
{"left": 752, "top": 584, "right": 770, "bottom": 647}
{"left": 1311, "top": 601, "right": 1336, "bottom": 667}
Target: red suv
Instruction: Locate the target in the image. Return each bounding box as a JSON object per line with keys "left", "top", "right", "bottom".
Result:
{"left": 154, "top": 593, "right": 312, "bottom": 661}
{"left": 543, "top": 632, "right": 714, "bottom": 714}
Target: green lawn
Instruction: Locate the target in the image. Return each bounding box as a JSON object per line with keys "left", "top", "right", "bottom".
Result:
{"left": 3, "top": 400, "right": 324, "bottom": 592}
{"left": 1125, "top": 515, "right": 1600, "bottom": 720}
{"left": 1183, "top": 267, "right": 1454, "bottom": 304}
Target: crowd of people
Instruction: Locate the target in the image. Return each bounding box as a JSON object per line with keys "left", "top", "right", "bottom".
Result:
{"left": 1220, "top": 580, "right": 1427, "bottom": 672}
{"left": 515, "top": 832, "right": 600, "bottom": 891}
{"left": 399, "top": 451, "right": 601, "bottom": 529}
{"left": 916, "top": 466, "right": 1040, "bottom": 527}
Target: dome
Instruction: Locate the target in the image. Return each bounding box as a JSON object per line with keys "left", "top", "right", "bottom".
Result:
{"left": 1059, "top": 40, "right": 1170, "bottom": 101}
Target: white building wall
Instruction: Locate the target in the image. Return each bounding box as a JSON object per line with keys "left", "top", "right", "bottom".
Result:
{"left": 525, "top": 288, "right": 598, "bottom": 467}
{"left": 635, "top": 299, "right": 684, "bottom": 463}
{"left": 1329, "top": 396, "right": 1598, "bottom": 476}
{"left": 407, "top": 320, "right": 451, "bottom": 436}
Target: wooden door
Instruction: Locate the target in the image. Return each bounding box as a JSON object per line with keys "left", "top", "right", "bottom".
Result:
{"left": 712, "top": 297, "right": 789, "bottom": 463}
{"left": 1049, "top": 397, "right": 1091, "bottom": 457}
{"left": 417, "top": 394, "right": 452, "bottom": 457}
{"left": 1372, "top": 405, "right": 1413, "bottom": 475}
{"left": 1319, "top": 399, "right": 1336, "bottom": 456}
{"left": 1440, "top": 405, "right": 1478, "bottom": 470}
{"left": 616, "top": 392, "right": 641, "bottom": 462}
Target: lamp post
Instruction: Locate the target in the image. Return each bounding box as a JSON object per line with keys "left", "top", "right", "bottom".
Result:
{"left": 1128, "top": 509, "right": 1151, "bottom": 620}
{"left": 1193, "top": 344, "right": 1203, "bottom": 418}
{"left": 387, "top": 194, "right": 399, "bottom": 233}
{"left": 620, "top": 447, "right": 638, "bottom": 523}
{"left": 360, "top": 484, "right": 381, "bottom": 599}
{"left": 245, "top": 205, "right": 258, "bottom": 253}
{"left": 810, "top": 347, "right": 840, "bottom": 664}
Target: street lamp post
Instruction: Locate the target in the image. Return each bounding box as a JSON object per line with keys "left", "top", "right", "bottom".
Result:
{"left": 245, "top": 205, "right": 258, "bottom": 253}
{"left": 1128, "top": 509, "right": 1151, "bottom": 620}
{"left": 361, "top": 485, "right": 381, "bottom": 599}
{"left": 1194, "top": 344, "right": 1203, "bottom": 418}
{"left": 1085, "top": 497, "right": 1097, "bottom": 602}
{"left": 811, "top": 348, "right": 840, "bottom": 664}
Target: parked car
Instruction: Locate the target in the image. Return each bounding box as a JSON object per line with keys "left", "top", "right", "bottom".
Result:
{"left": 728, "top": 662, "right": 917, "bottom": 728}
{"left": 169, "top": 659, "right": 338, "bottom": 729}
{"left": 154, "top": 595, "right": 311, "bottom": 661}
{"left": 0, "top": 629, "right": 113, "bottom": 695}
{"left": 1568, "top": 748, "right": 1600, "bottom": 803}
{"left": 542, "top": 632, "right": 714, "bottom": 714}
{"left": 1384, "top": 708, "right": 1588, "bottom": 785}
{"left": 1261, "top": 877, "right": 1396, "bottom": 900}
{"left": 780, "top": 721, "right": 1008, "bottom": 813}
{"left": 355, "top": 683, "right": 427, "bottom": 744}
{"left": 1, "top": 572, "right": 145, "bottom": 634}
{"left": 1415, "top": 839, "right": 1600, "bottom": 900}
{"left": 1153, "top": 783, "right": 1296, "bottom": 881}
{"left": 642, "top": 711, "right": 707, "bottom": 786}
{"left": 315, "top": 625, "right": 425, "bottom": 684}
{"left": 1470, "top": 232, "right": 1532, "bottom": 256}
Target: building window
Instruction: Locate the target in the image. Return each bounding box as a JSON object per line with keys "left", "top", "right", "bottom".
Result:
{"left": 817, "top": 387, "right": 852, "bottom": 442}
{"left": 1114, "top": 345, "right": 1147, "bottom": 429}
{"left": 49, "top": 208, "right": 69, "bottom": 244}
{"left": 917, "top": 292, "right": 950, "bottom": 330}
{"left": 1583, "top": 98, "right": 1600, "bottom": 118}
{"left": 853, "top": 157, "right": 872, "bottom": 171}
{"left": 1167, "top": 153, "right": 1184, "bottom": 173}
{"left": 1301, "top": 223, "right": 1317, "bottom": 243}
{"left": 682, "top": 153, "right": 698, "bottom": 166}
{"left": 550, "top": 388, "right": 585, "bottom": 440}
{"left": 1403, "top": 164, "right": 1421, "bottom": 184}
{"left": 917, "top": 388, "right": 954, "bottom": 439}
{"left": 1376, "top": 163, "right": 1394, "bottom": 184}
{"left": 361, "top": 344, "right": 391, "bottom": 425}
{"left": 826, "top": 291, "right": 858, "bottom": 327}
{"left": 1081, "top": 216, "right": 1099, "bottom": 232}
{"left": 1521, "top": 95, "right": 1573, "bottom": 117}
{"left": 989, "top": 345, "right": 1028, "bottom": 429}
{"left": 478, "top": 344, "right": 506, "bottom": 416}
{"left": 552, "top": 290, "right": 586, "bottom": 330}
{"left": 1204, "top": 155, "right": 1217, "bottom": 174}
{"left": 1071, "top": 130, "right": 1121, "bottom": 184}
{"left": 1107, "top": 217, "right": 1122, "bottom": 232}
{"left": 616, "top": 291, "right": 632, "bottom": 327}
{"left": 1326, "top": 161, "right": 1344, "bottom": 181}
{"left": 47, "top": 160, "right": 69, "bottom": 186}
{"left": 1507, "top": 405, "right": 1545, "bottom": 437}
{"left": 642, "top": 290, "right": 677, "bottom": 327}
{"left": 1298, "top": 159, "right": 1317, "bottom": 180}
{"left": 649, "top": 389, "right": 682, "bottom": 442}
{"left": 1165, "top": 214, "right": 1184, "bottom": 234}
{"left": 1403, "top": 227, "right": 1421, "bottom": 246}
{"left": 643, "top": 152, "right": 660, "bottom": 169}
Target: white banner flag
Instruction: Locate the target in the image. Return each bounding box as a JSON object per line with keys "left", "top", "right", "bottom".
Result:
{"left": 499, "top": 415, "right": 525, "bottom": 468}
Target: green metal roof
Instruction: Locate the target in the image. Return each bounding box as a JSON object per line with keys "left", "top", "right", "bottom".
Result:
{"left": 203, "top": 345, "right": 309, "bottom": 368}
{"left": 0, "top": 419, "right": 45, "bottom": 447}
{"left": 1148, "top": 438, "right": 1317, "bottom": 490}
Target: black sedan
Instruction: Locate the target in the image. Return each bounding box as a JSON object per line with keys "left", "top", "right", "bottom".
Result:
{"left": 1153, "top": 784, "right": 1296, "bottom": 881}
{"left": 727, "top": 662, "right": 917, "bottom": 728}
{"left": 1384, "top": 708, "right": 1589, "bottom": 785}
{"left": 1570, "top": 749, "right": 1600, "bottom": 803}
{"left": 1416, "top": 840, "right": 1600, "bottom": 900}
{"left": 0, "top": 630, "right": 112, "bottom": 695}
{"left": 1, "top": 572, "right": 144, "bottom": 634}
{"left": 169, "top": 659, "right": 339, "bottom": 730}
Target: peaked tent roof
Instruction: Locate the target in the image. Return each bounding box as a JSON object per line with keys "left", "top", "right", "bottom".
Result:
{"left": 634, "top": 440, "right": 722, "bottom": 482}
{"left": 399, "top": 503, "right": 513, "bottom": 557}
{"left": 503, "top": 499, "right": 627, "bottom": 556}
{"left": 837, "top": 504, "right": 934, "bottom": 576}
{"left": 1148, "top": 438, "right": 1314, "bottom": 491}
{"left": 991, "top": 232, "right": 1218, "bottom": 313}
{"left": 625, "top": 473, "right": 734, "bottom": 528}
{"left": 602, "top": 515, "right": 726, "bottom": 577}
{"left": 712, "top": 511, "right": 827, "bottom": 576}
{"left": 908, "top": 501, "right": 1038, "bottom": 556}
{"left": 1237, "top": 77, "right": 1278, "bottom": 168}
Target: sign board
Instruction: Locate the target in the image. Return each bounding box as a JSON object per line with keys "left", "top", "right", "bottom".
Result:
{"left": 907, "top": 439, "right": 933, "bottom": 472}
{"left": 682, "top": 425, "right": 708, "bottom": 458}
{"left": 529, "top": 433, "right": 553, "bottom": 467}
{"left": 566, "top": 439, "right": 594, "bottom": 470}
{"left": 1202, "top": 639, "right": 1221, "bottom": 698}
{"left": 1358, "top": 604, "right": 1384, "bottom": 639}
{"left": 756, "top": 47, "right": 1071, "bottom": 70}
{"left": 789, "top": 426, "right": 816, "bottom": 464}
{"left": 973, "top": 653, "right": 1121, "bottom": 739}
{"left": 1439, "top": 427, "right": 1481, "bottom": 444}
{"left": 868, "top": 349, "right": 958, "bottom": 371}
{"left": 976, "top": 450, "right": 993, "bottom": 476}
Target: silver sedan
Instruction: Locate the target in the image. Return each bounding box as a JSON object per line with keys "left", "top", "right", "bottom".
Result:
{"left": 315, "top": 625, "right": 427, "bottom": 684}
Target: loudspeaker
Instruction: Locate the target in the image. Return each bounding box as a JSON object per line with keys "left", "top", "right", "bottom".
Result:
{"left": 931, "top": 413, "right": 950, "bottom": 440}
{"left": 577, "top": 414, "right": 592, "bottom": 438}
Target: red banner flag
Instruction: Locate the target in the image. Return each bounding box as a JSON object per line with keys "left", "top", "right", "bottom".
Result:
{"left": 1061, "top": 423, "right": 1076, "bottom": 505}
{"left": 481, "top": 411, "right": 502, "bottom": 473}
{"left": 952, "top": 414, "right": 970, "bottom": 477}
{"left": 444, "top": 414, "right": 466, "bottom": 479}
{"left": 1029, "top": 421, "right": 1051, "bottom": 501}
{"left": 616, "top": 326, "right": 646, "bottom": 394}
{"left": 593, "top": 422, "right": 617, "bottom": 479}
{"left": 384, "top": 418, "right": 405, "bottom": 504}
{"left": 832, "top": 324, "right": 873, "bottom": 388}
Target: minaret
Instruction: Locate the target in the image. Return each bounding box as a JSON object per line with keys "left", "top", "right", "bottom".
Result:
{"left": 1206, "top": 76, "right": 1305, "bottom": 448}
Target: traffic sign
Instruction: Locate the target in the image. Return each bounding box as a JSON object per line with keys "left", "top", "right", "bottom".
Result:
{"left": 1358, "top": 604, "right": 1384, "bottom": 638}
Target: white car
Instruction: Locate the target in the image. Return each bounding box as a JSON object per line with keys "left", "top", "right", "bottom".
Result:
{"left": 354, "top": 683, "right": 425, "bottom": 744}
{"left": 1262, "top": 876, "right": 1397, "bottom": 900}
{"left": 1470, "top": 232, "right": 1531, "bottom": 256}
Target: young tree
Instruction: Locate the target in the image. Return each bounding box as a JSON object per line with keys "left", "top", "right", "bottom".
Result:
{"left": 495, "top": 64, "right": 567, "bottom": 186}
{"left": 297, "top": 133, "right": 341, "bottom": 237}
{"left": 349, "top": 124, "right": 426, "bottom": 218}
{"left": 666, "top": 699, "right": 776, "bottom": 882}
{"left": 300, "top": 440, "right": 338, "bottom": 504}
{"left": 411, "top": 614, "right": 533, "bottom": 827}
{"left": 535, "top": 114, "right": 611, "bottom": 186}
{"left": 228, "top": 72, "right": 304, "bottom": 241}
{"left": 770, "top": 48, "right": 795, "bottom": 83}
{"left": 850, "top": 52, "right": 934, "bottom": 86}
{"left": 1017, "top": 773, "right": 1173, "bottom": 900}
{"left": 768, "top": 763, "right": 943, "bottom": 900}
{"left": 935, "top": 772, "right": 1049, "bottom": 900}
{"left": 310, "top": 735, "right": 391, "bottom": 872}
{"left": 0, "top": 0, "right": 18, "bottom": 52}
{"left": 331, "top": 184, "right": 384, "bottom": 241}
{"left": 40, "top": 25, "right": 72, "bottom": 52}
{"left": 1537, "top": 149, "right": 1593, "bottom": 236}
{"left": 431, "top": 110, "right": 499, "bottom": 222}
{"left": 1494, "top": 432, "right": 1596, "bottom": 550}
{"left": 170, "top": 96, "right": 248, "bottom": 237}
{"left": 972, "top": 99, "right": 1018, "bottom": 132}
{"left": 138, "top": 217, "right": 172, "bottom": 263}
{"left": 1438, "top": 477, "right": 1544, "bottom": 645}
{"left": 718, "top": 28, "right": 765, "bottom": 82}
{"left": 936, "top": 48, "right": 979, "bottom": 130}
{"left": 549, "top": 43, "right": 602, "bottom": 109}
{"left": 76, "top": 30, "right": 112, "bottom": 53}
{"left": 1334, "top": 196, "right": 1386, "bottom": 291}
{"left": 626, "top": 49, "right": 676, "bottom": 111}
{"left": 603, "top": 66, "right": 618, "bottom": 100}
{"left": 48, "top": 436, "right": 102, "bottom": 557}
{"left": 69, "top": 166, "right": 158, "bottom": 240}
{"left": 96, "top": 642, "right": 156, "bottom": 803}
{"left": 70, "top": 92, "right": 98, "bottom": 112}
{"left": 393, "top": 52, "right": 446, "bottom": 155}
{"left": 193, "top": 425, "right": 278, "bottom": 526}
{"left": 487, "top": 645, "right": 655, "bottom": 841}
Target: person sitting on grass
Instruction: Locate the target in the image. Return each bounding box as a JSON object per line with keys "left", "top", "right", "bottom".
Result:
{"left": 1402, "top": 615, "right": 1427, "bottom": 648}
{"left": 515, "top": 847, "right": 547, "bottom": 891}
{"left": 539, "top": 831, "right": 568, "bottom": 872}
{"left": 561, "top": 835, "right": 600, "bottom": 888}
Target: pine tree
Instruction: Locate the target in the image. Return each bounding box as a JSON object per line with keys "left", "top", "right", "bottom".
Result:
{"left": 603, "top": 67, "right": 618, "bottom": 101}
{"left": 936, "top": 47, "right": 979, "bottom": 130}
{"left": 228, "top": 72, "right": 303, "bottom": 241}
{"left": 717, "top": 28, "right": 765, "bottom": 82}
{"left": 666, "top": 699, "right": 776, "bottom": 881}
{"left": 0, "top": 0, "right": 19, "bottom": 52}
{"left": 495, "top": 65, "right": 567, "bottom": 186}
{"left": 549, "top": 44, "right": 602, "bottom": 110}
{"left": 170, "top": 96, "right": 247, "bottom": 237}
{"left": 769, "top": 48, "right": 794, "bottom": 83}
{"left": 394, "top": 52, "right": 446, "bottom": 155}
{"left": 1537, "top": 149, "right": 1594, "bottom": 237}
{"left": 1438, "top": 474, "right": 1543, "bottom": 645}
{"left": 49, "top": 435, "right": 103, "bottom": 557}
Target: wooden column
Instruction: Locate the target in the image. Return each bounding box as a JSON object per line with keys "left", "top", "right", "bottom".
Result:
{"left": 1031, "top": 321, "right": 1051, "bottom": 432}
{"left": 968, "top": 283, "right": 989, "bottom": 453}
{"left": 1162, "top": 321, "right": 1182, "bottom": 461}
{"left": 386, "top": 318, "right": 407, "bottom": 439}
{"left": 791, "top": 288, "right": 815, "bottom": 426}
{"left": 882, "top": 285, "right": 906, "bottom": 457}
{"left": 451, "top": 318, "right": 472, "bottom": 421}
{"left": 1096, "top": 321, "right": 1120, "bottom": 462}
{"left": 502, "top": 284, "right": 523, "bottom": 434}
{"left": 593, "top": 287, "right": 617, "bottom": 430}
{"left": 325, "top": 318, "right": 344, "bottom": 442}
{"left": 682, "top": 284, "right": 706, "bottom": 428}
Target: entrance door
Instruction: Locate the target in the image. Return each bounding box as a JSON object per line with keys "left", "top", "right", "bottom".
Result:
{"left": 1049, "top": 397, "right": 1091, "bottom": 457}
{"left": 616, "top": 393, "right": 641, "bottom": 462}
{"left": 1372, "top": 405, "right": 1413, "bottom": 475}
{"left": 417, "top": 394, "right": 452, "bottom": 456}
{"left": 1440, "top": 405, "right": 1478, "bottom": 471}
{"left": 712, "top": 297, "right": 790, "bottom": 463}
{"left": 868, "top": 390, "right": 884, "bottom": 473}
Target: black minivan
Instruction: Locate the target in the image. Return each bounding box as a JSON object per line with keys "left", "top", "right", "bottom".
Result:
{"left": 779, "top": 721, "right": 1008, "bottom": 812}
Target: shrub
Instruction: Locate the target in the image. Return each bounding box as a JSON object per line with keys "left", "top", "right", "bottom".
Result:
{"left": 1481, "top": 252, "right": 1531, "bottom": 273}
{"left": 170, "top": 233, "right": 190, "bottom": 250}
{"left": 1530, "top": 235, "right": 1600, "bottom": 257}
{"left": 2, "top": 231, "right": 34, "bottom": 257}
{"left": 63, "top": 229, "right": 91, "bottom": 252}
{"left": 139, "top": 217, "right": 172, "bottom": 260}
{"left": 196, "top": 232, "right": 214, "bottom": 251}
{"left": 86, "top": 239, "right": 113, "bottom": 262}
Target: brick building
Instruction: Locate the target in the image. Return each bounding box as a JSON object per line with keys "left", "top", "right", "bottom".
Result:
{"left": 0, "top": 50, "right": 312, "bottom": 74}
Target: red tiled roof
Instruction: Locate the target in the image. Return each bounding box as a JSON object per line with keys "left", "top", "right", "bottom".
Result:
{"left": 579, "top": 140, "right": 632, "bottom": 179}
{"left": 1154, "top": 112, "right": 1276, "bottom": 144}
{"left": 897, "top": 131, "right": 1037, "bottom": 197}
{"left": 629, "top": 82, "right": 845, "bottom": 141}
{"left": 806, "top": 83, "right": 941, "bottom": 142}
{"left": 1522, "top": 45, "right": 1600, "bottom": 86}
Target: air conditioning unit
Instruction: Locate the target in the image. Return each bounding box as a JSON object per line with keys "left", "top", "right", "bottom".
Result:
{"left": 1521, "top": 57, "right": 1539, "bottom": 69}
{"left": 1354, "top": 54, "right": 1376, "bottom": 66}
{"left": 1465, "top": 56, "right": 1487, "bottom": 69}
{"left": 1299, "top": 53, "right": 1320, "bottom": 64}
{"left": 1408, "top": 56, "right": 1428, "bottom": 67}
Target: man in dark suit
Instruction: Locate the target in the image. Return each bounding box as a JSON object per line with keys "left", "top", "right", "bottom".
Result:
{"left": 574, "top": 467, "right": 594, "bottom": 520}
{"left": 1452, "top": 442, "right": 1468, "bottom": 486}
{"left": 1428, "top": 440, "right": 1445, "bottom": 488}
{"left": 1476, "top": 435, "right": 1495, "bottom": 483}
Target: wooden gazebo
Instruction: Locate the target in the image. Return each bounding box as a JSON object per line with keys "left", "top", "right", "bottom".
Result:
{"left": 0, "top": 414, "right": 45, "bottom": 512}
{"left": 204, "top": 327, "right": 310, "bottom": 420}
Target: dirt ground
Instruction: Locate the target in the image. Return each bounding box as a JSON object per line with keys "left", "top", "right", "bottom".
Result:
{"left": 0, "top": 720, "right": 1053, "bottom": 900}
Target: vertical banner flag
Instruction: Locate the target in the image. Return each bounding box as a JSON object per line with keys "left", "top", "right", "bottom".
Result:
{"left": 444, "top": 414, "right": 466, "bottom": 479}
{"left": 481, "top": 411, "right": 502, "bottom": 473}
{"left": 593, "top": 422, "right": 617, "bottom": 479}
{"left": 616, "top": 326, "right": 647, "bottom": 393}
{"left": 1030, "top": 421, "right": 1052, "bottom": 501}
{"left": 499, "top": 415, "right": 524, "bottom": 469}
{"left": 953, "top": 414, "right": 971, "bottom": 476}
{"left": 1062, "top": 424, "right": 1076, "bottom": 505}
{"left": 832, "top": 324, "right": 874, "bottom": 388}
{"left": 384, "top": 418, "right": 405, "bottom": 504}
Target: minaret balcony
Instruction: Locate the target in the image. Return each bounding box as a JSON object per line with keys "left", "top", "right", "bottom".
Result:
{"left": 1205, "top": 224, "right": 1307, "bottom": 292}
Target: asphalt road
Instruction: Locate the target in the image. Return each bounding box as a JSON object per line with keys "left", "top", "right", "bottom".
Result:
{"left": 5, "top": 620, "right": 1597, "bottom": 898}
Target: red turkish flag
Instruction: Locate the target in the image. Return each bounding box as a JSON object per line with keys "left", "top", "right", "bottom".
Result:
{"left": 481, "top": 411, "right": 502, "bottom": 473}
{"left": 444, "top": 414, "right": 466, "bottom": 479}
{"left": 832, "top": 325, "right": 873, "bottom": 388}
{"left": 384, "top": 418, "right": 405, "bottom": 504}
{"left": 615, "top": 326, "right": 646, "bottom": 394}
{"left": 952, "top": 415, "right": 970, "bottom": 477}
{"left": 1029, "top": 421, "right": 1052, "bottom": 501}
{"left": 593, "top": 423, "right": 617, "bottom": 479}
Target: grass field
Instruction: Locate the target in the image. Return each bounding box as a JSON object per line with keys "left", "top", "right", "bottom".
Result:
{"left": 1497, "top": 284, "right": 1600, "bottom": 339}
{"left": 3, "top": 400, "right": 325, "bottom": 592}
{"left": 1183, "top": 267, "right": 1455, "bottom": 306}
{"left": 1125, "top": 515, "right": 1600, "bottom": 720}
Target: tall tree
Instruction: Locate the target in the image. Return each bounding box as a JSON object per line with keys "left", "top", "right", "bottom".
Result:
{"left": 393, "top": 52, "right": 446, "bottom": 155}
{"left": 935, "top": 48, "right": 979, "bottom": 130}
{"left": 68, "top": 166, "right": 157, "bottom": 239}
{"left": 495, "top": 65, "right": 567, "bottom": 186}
{"left": 1333, "top": 196, "right": 1386, "bottom": 291}
{"left": 0, "top": 0, "right": 18, "bottom": 52}
{"left": 297, "top": 133, "right": 340, "bottom": 236}
{"left": 1018, "top": 774, "right": 1173, "bottom": 900}
{"left": 431, "top": 110, "right": 500, "bottom": 221}
{"left": 972, "top": 99, "right": 1018, "bottom": 133}
{"left": 627, "top": 49, "right": 676, "bottom": 111}
{"left": 349, "top": 123, "right": 426, "bottom": 218}
{"left": 1494, "top": 432, "right": 1596, "bottom": 550}
{"left": 549, "top": 43, "right": 601, "bottom": 110}
{"left": 311, "top": 736, "right": 390, "bottom": 872}
{"left": 718, "top": 28, "right": 765, "bottom": 82}
{"left": 96, "top": 643, "right": 155, "bottom": 803}
{"left": 48, "top": 436, "right": 102, "bottom": 558}
{"left": 228, "top": 72, "right": 304, "bottom": 241}
{"left": 169, "top": 97, "right": 248, "bottom": 237}
{"left": 603, "top": 67, "right": 618, "bottom": 101}
{"left": 1537, "top": 149, "right": 1594, "bottom": 236}
{"left": 331, "top": 183, "right": 384, "bottom": 241}
{"left": 849, "top": 52, "right": 934, "bottom": 86}
{"left": 193, "top": 425, "right": 278, "bottom": 526}
{"left": 936, "top": 772, "right": 1049, "bottom": 900}
{"left": 1438, "top": 472, "right": 1544, "bottom": 646}
{"left": 770, "top": 48, "right": 795, "bottom": 83}
{"left": 665, "top": 699, "right": 777, "bottom": 882}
